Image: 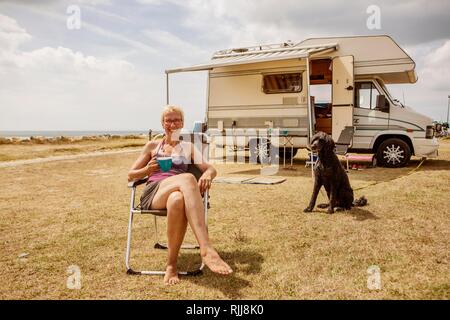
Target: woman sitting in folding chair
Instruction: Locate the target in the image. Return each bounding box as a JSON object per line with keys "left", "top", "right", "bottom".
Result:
{"left": 128, "top": 105, "right": 232, "bottom": 285}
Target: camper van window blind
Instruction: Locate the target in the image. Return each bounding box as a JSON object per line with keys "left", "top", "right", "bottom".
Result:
{"left": 262, "top": 73, "right": 302, "bottom": 94}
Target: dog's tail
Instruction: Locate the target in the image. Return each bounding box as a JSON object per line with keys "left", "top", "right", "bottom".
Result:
{"left": 353, "top": 196, "right": 368, "bottom": 207}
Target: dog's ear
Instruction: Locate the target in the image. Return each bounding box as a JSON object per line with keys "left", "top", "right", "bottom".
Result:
{"left": 324, "top": 134, "right": 335, "bottom": 152}
{"left": 311, "top": 132, "right": 320, "bottom": 145}
{"left": 330, "top": 137, "right": 335, "bottom": 149}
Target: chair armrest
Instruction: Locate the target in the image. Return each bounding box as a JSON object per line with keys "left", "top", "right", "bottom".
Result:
{"left": 128, "top": 177, "right": 148, "bottom": 188}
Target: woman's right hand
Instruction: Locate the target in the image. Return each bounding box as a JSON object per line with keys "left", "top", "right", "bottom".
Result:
{"left": 146, "top": 157, "right": 159, "bottom": 176}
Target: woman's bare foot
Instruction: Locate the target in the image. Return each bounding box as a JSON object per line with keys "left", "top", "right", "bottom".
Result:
{"left": 201, "top": 247, "right": 233, "bottom": 275}
{"left": 164, "top": 265, "right": 180, "bottom": 285}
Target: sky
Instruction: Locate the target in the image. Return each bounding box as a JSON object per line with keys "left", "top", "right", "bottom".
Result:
{"left": 0, "top": 0, "right": 449, "bottom": 131}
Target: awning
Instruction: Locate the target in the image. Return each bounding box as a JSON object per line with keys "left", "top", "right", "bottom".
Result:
{"left": 166, "top": 43, "right": 338, "bottom": 74}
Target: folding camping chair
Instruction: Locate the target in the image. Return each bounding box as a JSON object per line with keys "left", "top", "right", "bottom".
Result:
{"left": 334, "top": 126, "right": 354, "bottom": 172}
{"left": 125, "top": 134, "right": 209, "bottom": 276}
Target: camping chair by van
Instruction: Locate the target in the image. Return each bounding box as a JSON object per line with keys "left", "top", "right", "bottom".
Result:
{"left": 125, "top": 134, "right": 209, "bottom": 276}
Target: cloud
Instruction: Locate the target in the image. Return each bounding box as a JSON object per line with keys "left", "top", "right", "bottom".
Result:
{"left": 1, "top": 2, "right": 157, "bottom": 55}
{"left": 81, "top": 20, "right": 157, "bottom": 55}
{"left": 0, "top": 0, "right": 112, "bottom": 7}
{"left": 0, "top": 14, "right": 31, "bottom": 51}
{"left": 386, "top": 39, "right": 450, "bottom": 121}
{"left": 135, "top": 0, "right": 165, "bottom": 5}
{"left": 422, "top": 40, "right": 450, "bottom": 91}
{"left": 137, "top": 0, "right": 450, "bottom": 120}
{"left": 10, "top": 46, "right": 134, "bottom": 74}
{"left": 82, "top": 4, "right": 132, "bottom": 24}
{"left": 0, "top": 15, "right": 164, "bottom": 130}
{"left": 0, "top": 0, "right": 58, "bottom": 6}
{"left": 142, "top": 29, "right": 208, "bottom": 64}
{"left": 137, "top": 0, "right": 450, "bottom": 48}
{"left": 78, "top": 0, "right": 112, "bottom": 5}
{"left": 1, "top": 1, "right": 450, "bottom": 128}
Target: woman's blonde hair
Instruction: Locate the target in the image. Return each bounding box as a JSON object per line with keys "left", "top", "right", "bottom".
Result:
{"left": 161, "top": 105, "right": 184, "bottom": 125}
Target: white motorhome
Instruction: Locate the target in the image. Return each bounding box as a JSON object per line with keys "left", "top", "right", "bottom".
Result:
{"left": 166, "top": 35, "right": 439, "bottom": 167}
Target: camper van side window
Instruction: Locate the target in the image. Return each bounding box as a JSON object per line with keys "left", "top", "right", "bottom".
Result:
{"left": 355, "top": 82, "right": 381, "bottom": 109}
{"left": 262, "top": 73, "right": 302, "bottom": 94}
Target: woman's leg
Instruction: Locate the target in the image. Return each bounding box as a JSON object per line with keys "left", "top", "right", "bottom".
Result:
{"left": 151, "top": 173, "right": 232, "bottom": 275}
{"left": 164, "top": 191, "right": 188, "bottom": 285}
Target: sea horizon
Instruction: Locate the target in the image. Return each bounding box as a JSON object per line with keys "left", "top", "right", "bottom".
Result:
{"left": 0, "top": 130, "right": 159, "bottom": 138}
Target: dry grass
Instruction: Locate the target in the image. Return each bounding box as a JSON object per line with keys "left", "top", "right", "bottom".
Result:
{"left": 0, "top": 139, "right": 449, "bottom": 299}
{"left": 0, "top": 137, "right": 147, "bottom": 162}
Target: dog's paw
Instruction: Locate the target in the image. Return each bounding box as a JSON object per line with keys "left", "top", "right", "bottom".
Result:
{"left": 326, "top": 208, "right": 334, "bottom": 214}
{"left": 317, "top": 203, "right": 329, "bottom": 209}
{"left": 303, "top": 207, "right": 313, "bottom": 213}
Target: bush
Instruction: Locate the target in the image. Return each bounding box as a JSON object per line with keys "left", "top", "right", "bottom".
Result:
{"left": 30, "top": 136, "right": 49, "bottom": 144}
{"left": 52, "top": 136, "right": 71, "bottom": 144}
{"left": 0, "top": 137, "right": 13, "bottom": 145}
{"left": 123, "top": 134, "right": 144, "bottom": 139}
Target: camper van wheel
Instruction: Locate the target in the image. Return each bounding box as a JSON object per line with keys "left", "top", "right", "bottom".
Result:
{"left": 376, "top": 138, "right": 411, "bottom": 168}
{"left": 250, "top": 139, "right": 271, "bottom": 164}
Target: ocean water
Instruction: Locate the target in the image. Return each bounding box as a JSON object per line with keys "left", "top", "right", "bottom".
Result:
{"left": 0, "top": 130, "right": 154, "bottom": 138}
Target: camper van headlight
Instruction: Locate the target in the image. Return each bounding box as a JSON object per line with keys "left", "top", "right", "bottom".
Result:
{"left": 426, "top": 125, "right": 434, "bottom": 139}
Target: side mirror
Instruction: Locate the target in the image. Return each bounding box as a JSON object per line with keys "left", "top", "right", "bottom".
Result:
{"left": 376, "top": 95, "right": 389, "bottom": 112}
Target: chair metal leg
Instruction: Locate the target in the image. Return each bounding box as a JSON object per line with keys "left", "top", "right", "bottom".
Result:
{"left": 126, "top": 186, "right": 204, "bottom": 276}
{"left": 125, "top": 188, "right": 136, "bottom": 273}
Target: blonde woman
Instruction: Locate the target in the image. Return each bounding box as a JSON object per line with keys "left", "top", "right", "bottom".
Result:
{"left": 128, "top": 105, "right": 232, "bottom": 285}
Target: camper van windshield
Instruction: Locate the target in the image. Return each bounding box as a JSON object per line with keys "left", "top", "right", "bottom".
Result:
{"left": 377, "top": 80, "right": 403, "bottom": 107}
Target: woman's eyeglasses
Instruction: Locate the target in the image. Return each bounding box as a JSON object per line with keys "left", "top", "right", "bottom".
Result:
{"left": 164, "top": 119, "right": 182, "bottom": 124}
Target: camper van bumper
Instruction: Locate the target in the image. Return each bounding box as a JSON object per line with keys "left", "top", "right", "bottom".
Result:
{"left": 414, "top": 137, "right": 439, "bottom": 158}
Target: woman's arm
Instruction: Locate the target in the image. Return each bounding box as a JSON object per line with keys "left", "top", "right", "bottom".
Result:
{"left": 127, "top": 141, "right": 159, "bottom": 182}
{"left": 191, "top": 142, "right": 217, "bottom": 194}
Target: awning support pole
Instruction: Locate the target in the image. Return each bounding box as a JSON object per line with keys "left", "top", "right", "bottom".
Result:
{"left": 306, "top": 56, "right": 315, "bottom": 178}
{"left": 166, "top": 72, "right": 169, "bottom": 105}
{"left": 306, "top": 57, "right": 313, "bottom": 143}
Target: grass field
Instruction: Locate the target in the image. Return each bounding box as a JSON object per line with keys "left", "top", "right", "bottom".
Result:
{"left": 0, "top": 136, "right": 146, "bottom": 162}
{"left": 0, "top": 138, "right": 448, "bottom": 299}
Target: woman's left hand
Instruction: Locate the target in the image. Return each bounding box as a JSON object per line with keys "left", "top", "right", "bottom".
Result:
{"left": 198, "top": 173, "right": 212, "bottom": 195}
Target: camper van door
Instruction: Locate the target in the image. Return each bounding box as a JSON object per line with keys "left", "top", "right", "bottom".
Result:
{"left": 332, "top": 55, "right": 354, "bottom": 142}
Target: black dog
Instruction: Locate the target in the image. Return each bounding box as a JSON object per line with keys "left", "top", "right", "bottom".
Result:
{"left": 304, "top": 132, "right": 367, "bottom": 214}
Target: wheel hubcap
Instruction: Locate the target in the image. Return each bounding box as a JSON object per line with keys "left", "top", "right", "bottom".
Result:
{"left": 383, "top": 144, "right": 404, "bottom": 165}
